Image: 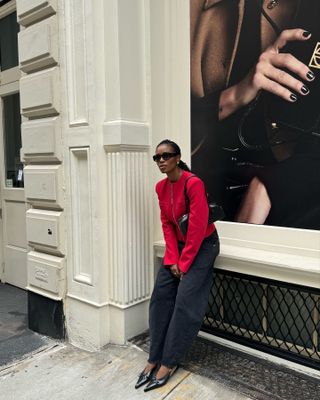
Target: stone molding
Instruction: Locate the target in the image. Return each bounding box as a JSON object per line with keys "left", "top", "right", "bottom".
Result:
{"left": 27, "top": 250, "right": 65, "bottom": 299}
{"left": 17, "top": 0, "right": 66, "bottom": 303}
{"left": 103, "top": 120, "right": 149, "bottom": 152}
{"left": 17, "top": 0, "right": 57, "bottom": 27}
{"left": 20, "top": 67, "right": 60, "bottom": 118}
{"left": 21, "top": 116, "right": 62, "bottom": 162}
{"left": 26, "top": 208, "right": 65, "bottom": 256}
{"left": 18, "top": 15, "right": 58, "bottom": 73}
{"left": 24, "top": 164, "right": 64, "bottom": 209}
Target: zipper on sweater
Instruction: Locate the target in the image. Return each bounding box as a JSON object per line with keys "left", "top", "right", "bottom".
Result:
{"left": 170, "top": 183, "right": 179, "bottom": 227}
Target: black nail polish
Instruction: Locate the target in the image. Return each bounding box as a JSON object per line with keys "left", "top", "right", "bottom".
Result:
{"left": 307, "top": 71, "right": 315, "bottom": 80}
{"left": 303, "top": 31, "right": 311, "bottom": 37}
{"left": 301, "top": 85, "right": 309, "bottom": 94}
{"left": 290, "top": 94, "right": 298, "bottom": 102}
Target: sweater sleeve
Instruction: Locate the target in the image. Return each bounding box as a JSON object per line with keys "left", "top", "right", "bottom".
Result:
{"left": 156, "top": 185, "right": 179, "bottom": 266}
{"left": 178, "top": 178, "right": 209, "bottom": 273}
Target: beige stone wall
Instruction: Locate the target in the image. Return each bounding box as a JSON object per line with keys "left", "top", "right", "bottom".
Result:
{"left": 17, "top": 0, "right": 66, "bottom": 302}
{"left": 18, "top": 0, "right": 154, "bottom": 350}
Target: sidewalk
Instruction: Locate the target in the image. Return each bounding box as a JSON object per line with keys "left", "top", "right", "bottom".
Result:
{"left": 0, "top": 342, "right": 251, "bottom": 400}
{"left": 1, "top": 284, "right": 319, "bottom": 400}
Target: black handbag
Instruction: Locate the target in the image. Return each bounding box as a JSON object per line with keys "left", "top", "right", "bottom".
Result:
{"left": 178, "top": 175, "right": 224, "bottom": 236}
{"left": 238, "top": 0, "right": 320, "bottom": 151}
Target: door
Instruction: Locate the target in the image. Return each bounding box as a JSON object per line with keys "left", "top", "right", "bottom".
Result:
{"left": 0, "top": 3, "right": 28, "bottom": 289}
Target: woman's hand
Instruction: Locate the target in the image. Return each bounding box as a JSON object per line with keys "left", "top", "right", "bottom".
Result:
{"left": 219, "top": 29, "right": 315, "bottom": 120}
{"left": 170, "top": 264, "right": 184, "bottom": 279}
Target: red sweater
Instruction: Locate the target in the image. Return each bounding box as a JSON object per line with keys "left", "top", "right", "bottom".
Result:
{"left": 156, "top": 170, "right": 215, "bottom": 273}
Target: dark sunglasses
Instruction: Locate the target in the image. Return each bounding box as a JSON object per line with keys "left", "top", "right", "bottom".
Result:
{"left": 153, "top": 152, "right": 178, "bottom": 162}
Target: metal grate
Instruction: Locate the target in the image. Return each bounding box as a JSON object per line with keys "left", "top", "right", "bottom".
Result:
{"left": 130, "top": 332, "right": 320, "bottom": 400}
{"left": 203, "top": 269, "right": 320, "bottom": 370}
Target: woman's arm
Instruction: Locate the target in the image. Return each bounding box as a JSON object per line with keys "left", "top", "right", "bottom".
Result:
{"left": 219, "top": 29, "right": 315, "bottom": 120}
{"left": 159, "top": 206, "right": 180, "bottom": 266}
{"left": 156, "top": 184, "right": 180, "bottom": 266}
{"left": 178, "top": 178, "right": 209, "bottom": 273}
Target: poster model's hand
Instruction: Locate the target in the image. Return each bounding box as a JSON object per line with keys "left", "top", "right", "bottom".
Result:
{"left": 219, "top": 29, "right": 315, "bottom": 120}
{"left": 250, "top": 29, "right": 314, "bottom": 101}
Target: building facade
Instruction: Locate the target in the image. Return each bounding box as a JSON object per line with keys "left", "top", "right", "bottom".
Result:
{"left": 0, "top": 0, "right": 319, "bottom": 368}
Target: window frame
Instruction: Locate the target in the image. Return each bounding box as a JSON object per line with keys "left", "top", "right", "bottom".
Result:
{"left": 0, "top": 0, "right": 22, "bottom": 190}
{"left": 150, "top": 0, "right": 320, "bottom": 288}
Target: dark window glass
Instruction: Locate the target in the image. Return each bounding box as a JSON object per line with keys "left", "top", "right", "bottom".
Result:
{"left": 3, "top": 93, "right": 23, "bottom": 188}
{"left": 0, "top": 12, "right": 19, "bottom": 71}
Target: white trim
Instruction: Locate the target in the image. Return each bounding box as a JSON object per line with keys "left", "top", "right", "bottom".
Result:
{"left": 26, "top": 286, "right": 62, "bottom": 301}
{"left": 0, "top": 0, "right": 16, "bottom": 20}
{"left": 0, "top": 67, "right": 20, "bottom": 86}
{"left": 66, "top": 292, "right": 150, "bottom": 309}
{"left": 198, "top": 331, "right": 320, "bottom": 379}
{"left": 0, "top": 80, "right": 19, "bottom": 96}
{"left": 67, "top": 293, "right": 109, "bottom": 308}
{"left": 64, "top": 0, "right": 89, "bottom": 126}
{"left": 108, "top": 298, "right": 151, "bottom": 310}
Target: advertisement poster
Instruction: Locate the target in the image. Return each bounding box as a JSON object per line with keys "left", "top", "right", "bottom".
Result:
{"left": 190, "top": 0, "right": 320, "bottom": 230}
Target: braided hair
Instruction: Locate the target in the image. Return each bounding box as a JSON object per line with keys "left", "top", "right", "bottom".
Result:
{"left": 156, "top": 139, "right": 191, "bottom": 171}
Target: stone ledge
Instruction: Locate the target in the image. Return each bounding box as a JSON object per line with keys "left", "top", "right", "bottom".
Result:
{"left": 154, "top": 240, "right": 320, "bottom": 289}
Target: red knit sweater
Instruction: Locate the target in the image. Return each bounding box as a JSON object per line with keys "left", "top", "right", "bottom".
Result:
{"left": 156, "top": 170, "right": 215, "bottom": 273}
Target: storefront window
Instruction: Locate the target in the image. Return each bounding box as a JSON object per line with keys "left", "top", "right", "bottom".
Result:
{"left": 0, "top": 11, "right": 19, "bottom": 71}
{"left": 3, "top": 93, "right": 23, "bottom": 188}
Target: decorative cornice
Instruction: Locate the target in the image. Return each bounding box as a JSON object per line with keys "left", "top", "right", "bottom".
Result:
{"left": 103, "top": 120, "right": 149, "bottom": 152}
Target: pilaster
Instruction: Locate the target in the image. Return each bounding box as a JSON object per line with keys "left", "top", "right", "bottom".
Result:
{"left": 102, "top": 0, "right": 152, "bottom": 344}
{"left": 59, "top": 0, "right": 110, "bottom": 350}
{"left": 103, "top": 136, "right": 151, "bottom": 343}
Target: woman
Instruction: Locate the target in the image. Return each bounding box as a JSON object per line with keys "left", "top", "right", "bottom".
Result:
{"left": 135, "top": 139, "right": 219, "bottom": 392}
{"left": 191, "top": 0, "right": 320, "bottom": 229}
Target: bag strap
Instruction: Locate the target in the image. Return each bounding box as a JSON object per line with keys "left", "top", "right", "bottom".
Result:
{"left": 256, "top": 0, "right": 281, "bottom": 36}
{"left": 183, "top": 175, "right": 196, "bottom": 213}
{"left": 257, "top": 0, "right": 302, "bottom": 35}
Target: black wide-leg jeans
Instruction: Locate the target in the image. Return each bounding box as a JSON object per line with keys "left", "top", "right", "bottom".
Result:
{"left": 148, "top": 231, "right": 219, "bottom": 367}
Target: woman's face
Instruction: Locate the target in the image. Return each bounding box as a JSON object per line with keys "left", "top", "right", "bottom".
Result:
{"left": 154, "top": 144, "right": 181, "bottom": 174}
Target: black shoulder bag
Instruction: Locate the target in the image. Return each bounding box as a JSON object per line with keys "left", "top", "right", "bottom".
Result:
{"left": 178, "top": 175, "right": 224, "bottom": 236}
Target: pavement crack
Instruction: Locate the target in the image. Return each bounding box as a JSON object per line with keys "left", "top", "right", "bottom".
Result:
{"left": 161, "top": 371, "right": 191, "bottom": 399}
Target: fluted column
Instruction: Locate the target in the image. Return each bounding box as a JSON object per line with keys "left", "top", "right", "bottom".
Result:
{"left": 106, "top": 149, "right": 150, "bottom": 306}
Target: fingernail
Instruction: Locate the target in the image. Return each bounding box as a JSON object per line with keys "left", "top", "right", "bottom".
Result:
{"left": 307, "top": 71, "right": 315, "bottom": 80}
{"left": 301, "top": 85, "right": 309, "bottom": 94}
{"left": 290, "top": 94, "right": 298, "bottom": 102}
{"left": 303, "top": 31, "right": 311, "bottom": 38}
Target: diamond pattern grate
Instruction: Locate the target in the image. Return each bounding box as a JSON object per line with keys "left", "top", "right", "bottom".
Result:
{"left": 203, "top": 269, "right": 320, "bottom": 369}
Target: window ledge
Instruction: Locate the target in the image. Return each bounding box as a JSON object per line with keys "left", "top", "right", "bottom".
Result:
{"left": 154, "top": 240, "right": 320, "bottom": 289}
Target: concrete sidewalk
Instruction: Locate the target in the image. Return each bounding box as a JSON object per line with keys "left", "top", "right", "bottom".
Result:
{"left": 0, "top": 342, "right": 251, "bottom": 400}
